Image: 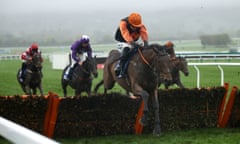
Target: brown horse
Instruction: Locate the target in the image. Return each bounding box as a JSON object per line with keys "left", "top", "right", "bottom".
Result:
{"left": 159, "top": 56, "right": 189, "bottom": 89}
{"left": 95, "top": 44, "right": 172, "bottom": 136}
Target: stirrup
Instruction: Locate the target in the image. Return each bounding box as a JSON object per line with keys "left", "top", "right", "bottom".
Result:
{"left": 117, "top": 73, "right": 126, "bottom": 78}
{"left": 19, "top": 78, "right": 23, "bottom": 82}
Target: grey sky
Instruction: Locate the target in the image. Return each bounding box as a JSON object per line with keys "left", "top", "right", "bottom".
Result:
{"left": 1, "top": 0, "right": 240, "bottom": 42}
{"left": 1, "top": 0, "right": 240, "bottom": 14}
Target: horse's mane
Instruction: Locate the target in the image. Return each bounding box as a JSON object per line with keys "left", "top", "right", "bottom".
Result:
{"left": 142, "top": 44, "right": 168, "bottom": 57}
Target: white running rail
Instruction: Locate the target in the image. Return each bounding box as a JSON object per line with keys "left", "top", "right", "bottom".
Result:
{"left": 189, "top": 63, "right": 240, "bottom": 88}
{"left": 0, "top": 117, "right": 60, "bottom": 144}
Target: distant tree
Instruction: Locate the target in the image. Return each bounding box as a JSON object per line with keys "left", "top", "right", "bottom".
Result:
{"left": 236, "top": 30, "right": 240, "bottom": 37}
{"left": 200, "top": 33, "right": 231, "bottom": 48}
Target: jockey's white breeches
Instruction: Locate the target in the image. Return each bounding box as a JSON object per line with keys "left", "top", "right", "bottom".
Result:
{"left": 116, "top": 42, "right": 131, "bottom": 53}
{"left": 70, "top": 51, "right": 87, "bottom": 68}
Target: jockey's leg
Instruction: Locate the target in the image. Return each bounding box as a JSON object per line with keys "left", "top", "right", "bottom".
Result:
{"left": 118, "top": 47, "right": 130, "bottom": 78}
{"left": 64, "top": 65, "right": 73, "bottom": 80}
{"left": 20, "top": 62, "right": 27, "bottom": 82}
{"left": 64, "top": 62, "right": 78, "bottom": 80}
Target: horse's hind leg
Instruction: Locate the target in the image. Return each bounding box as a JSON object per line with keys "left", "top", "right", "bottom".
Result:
{"left": 94, "top": 80, "right": 104, "bottom": 93}
{"left": 151, "top": 90, "right": 161, "bottom": 136}
{"left": 62, "top": 80, "right": 68, "bottom": 97}
{"left": 33, "top": 88, "right": 37, "bottom": 95}
{"left": 75, "top": 89, "right": 81, "bottom": 97}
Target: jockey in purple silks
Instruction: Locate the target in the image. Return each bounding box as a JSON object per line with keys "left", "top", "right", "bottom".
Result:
{"left": 64, "top": 35, "right": 93, "bottom": 80}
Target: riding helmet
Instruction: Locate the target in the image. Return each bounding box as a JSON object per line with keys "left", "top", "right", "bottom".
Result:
{"left": 128, "top": 12, "right": 142, "bottom": 27}
{"left": 80, "top": 35, "right": 90, "bottom": 43}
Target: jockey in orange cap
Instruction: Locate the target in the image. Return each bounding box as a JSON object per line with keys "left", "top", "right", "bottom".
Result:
{"left": 19, "top": 43, "right": 43, "bottom": 82}
{"left": 114, "top": 12, "right": 149, "bottom": 78}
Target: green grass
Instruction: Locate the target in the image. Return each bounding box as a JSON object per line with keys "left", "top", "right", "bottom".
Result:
{"left": 57, "top": 128, "right": 240, "bottom": 144}
{"left": 0, "top": 128, "right": 239, "bottom": 144}
{"left": 0, "top": 59, "right": 240, "bottom": 96}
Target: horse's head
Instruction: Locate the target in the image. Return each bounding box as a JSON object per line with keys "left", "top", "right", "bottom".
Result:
{"left": 148, "top": 44, "right": 172, "bottom": 82}
{"left": 175, "top": 57, "right": 189, "bottom": 76}
{"left": 29, "top": 52, "right": 42, "bottom": 71}
{"left": 84, "top": 56, "right": 98, "bottom": 78}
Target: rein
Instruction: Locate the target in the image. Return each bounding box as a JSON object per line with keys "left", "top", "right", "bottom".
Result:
{"left": 137, "top": 48, "right": 150, "bottom": 66}
{"left": 80, "top": 66, "right": 90, "bottom": 75}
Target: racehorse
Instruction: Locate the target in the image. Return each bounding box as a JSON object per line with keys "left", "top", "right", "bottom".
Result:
{"left": 61, "top": 56, "right": 98, "bottom": 97}
{"left": 17, "top": 52, "right": 43, "bottom": 96}
{"left": 94, "top": 44, "right": 172, "bottom": 136}
{"left": 159, "top": 56, "right": 189, "bottom": 89}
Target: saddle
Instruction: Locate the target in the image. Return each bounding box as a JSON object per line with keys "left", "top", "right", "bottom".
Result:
{"left": 115, "top": 45, "right": 140, "bottom": 78}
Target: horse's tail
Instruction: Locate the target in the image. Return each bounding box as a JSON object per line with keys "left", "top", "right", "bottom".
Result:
{"left": 94, "top": 79, "right": 104, "bottom": 93}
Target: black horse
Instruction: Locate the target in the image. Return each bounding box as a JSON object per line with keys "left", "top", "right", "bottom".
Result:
{"left": 159, "top": 56, "right": 189, "bottom": 89}
{"left": 61, "top": 56, "right": 98, "bottom": 97}
{"left": 17, "top": 52, "right": 43, "bottom": 96}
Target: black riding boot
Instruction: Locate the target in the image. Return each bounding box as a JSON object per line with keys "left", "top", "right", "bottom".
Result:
{"left": 20, "top": 63, "right": 27, "bottom": 81}
{"left": 117, "top": 47, "right": 130, "bottom": 78}
{"left": 67, "top": 67, "right": 74, "bottom": 80}
{"left": 67, "top": 63, "right": 78, "bottom": 80}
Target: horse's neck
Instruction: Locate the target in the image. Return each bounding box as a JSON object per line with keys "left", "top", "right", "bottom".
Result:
{"left": 171, "top": 58, "right": 180, "bottom": 67}
{"left": 135, "top": 49, "right": 156, "bottom": 65}
{"left": 76, "top": 65, "right": 90, "bottom": 76}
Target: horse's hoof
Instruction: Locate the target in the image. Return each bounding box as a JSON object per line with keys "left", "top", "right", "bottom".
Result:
{"left": 153, "top": 130, "right": 161, "bottom": 136}
{"left": 153, "top": 127, "right": 161, "bottom": 136}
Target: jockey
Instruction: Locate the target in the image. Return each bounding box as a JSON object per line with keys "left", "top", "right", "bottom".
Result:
{"left": 20, "top": 43, "right": 42, "bottom": 82}
{"left": 114, "top": 12, "right": 149, "bottom": 78}
{"left": 64, "top": 35, "right": 93, "bottom": 80}
{"left": 164, "top": 41, "right": 176, "bottom": 60}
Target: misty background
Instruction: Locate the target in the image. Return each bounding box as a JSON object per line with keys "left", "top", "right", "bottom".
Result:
{"left": 1, "top": 0, "right": 240, "bottom": 47}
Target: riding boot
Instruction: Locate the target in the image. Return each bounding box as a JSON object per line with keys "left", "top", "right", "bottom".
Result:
{"left": 20, "top": 63, "right": 26, "bottom": 82}
{"left": 63, "top": 67, "right": 71, "bottom": 80}
{"left": 114, "top": 61, "right": 121, "bottom": 76}
{"left": 68, "top": 67, "right": 74, "bottom": 80}
{"left": 117, "top": 47, "right": 130, "bottom": 78}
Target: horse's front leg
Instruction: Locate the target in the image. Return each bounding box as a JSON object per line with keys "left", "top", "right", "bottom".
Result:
{"left": 151, "top": 88, "right": 161, "bottom": 136}
{"left": 176, "top": 80, "right": 185, "bottom": 88}
{"left": 24, "top": 72, "right": 32, "bottom": 96}
{"left": 87, "top": 91, "right": 91, "bottom": 97}
{"left": 38, "top": 83, "right": 44, "bottom": 96}
{"left": 23, "top": 80, "right": 31, "bottom": 95}
{"left": 138, "top": 90, "right": 149, "bottom": 126}
{"left": 164, "top": 84, "right": 169, "bottom": 89}
{"left": 25, "top": 85, "right": 32, "bottom": 96}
